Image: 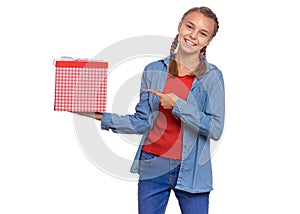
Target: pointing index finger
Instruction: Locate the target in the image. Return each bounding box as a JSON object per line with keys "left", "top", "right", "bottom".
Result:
{"left": 147, "top": 89, "right": 163, "bottom": 98}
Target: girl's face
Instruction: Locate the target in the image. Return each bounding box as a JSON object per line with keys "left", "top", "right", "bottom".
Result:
{"left": 177, "top": 11, "right": 215, "bottom": 55}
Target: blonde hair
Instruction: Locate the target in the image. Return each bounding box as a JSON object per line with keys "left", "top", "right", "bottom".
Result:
{"left": 169, "top": 6, "right": 219, "bottom": 78}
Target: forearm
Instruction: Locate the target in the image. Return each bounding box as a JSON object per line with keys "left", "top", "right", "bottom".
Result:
{"left": 172, "top": 98, "right": 224, "bottom": 140}
{"left": 100, "top": 111, "right": 150, "bottom": 134}
{"left": 75, "top": 112, "right": 102, "bottom": 120}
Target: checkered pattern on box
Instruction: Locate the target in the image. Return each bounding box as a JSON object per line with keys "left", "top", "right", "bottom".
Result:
{"left": 54, "top": 61, "right": 107, "bottom": 112}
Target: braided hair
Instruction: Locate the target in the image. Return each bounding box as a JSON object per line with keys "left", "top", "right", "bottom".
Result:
{"left": 169, "top": 6, "right": 219, "bottom": 78}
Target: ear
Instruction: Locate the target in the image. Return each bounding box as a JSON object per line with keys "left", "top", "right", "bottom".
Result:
{"left": 177, "top": 21, "right": 182, "bottom": 33}
{"left": 206, "top": 37, "right": 213, "bottom": 47}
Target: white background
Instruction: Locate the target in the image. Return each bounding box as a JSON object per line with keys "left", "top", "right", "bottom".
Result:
{"left": 1, "top": 0, "right": 300, "bottom": 213}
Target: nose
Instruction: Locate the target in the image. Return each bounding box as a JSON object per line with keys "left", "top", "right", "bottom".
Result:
{"left": 189, "top": 30, "right": 197, "bottom": 40}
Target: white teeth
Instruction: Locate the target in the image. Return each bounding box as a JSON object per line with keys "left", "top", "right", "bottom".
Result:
{"left": 185, "top": 39, "right": 196, "bottom": 46}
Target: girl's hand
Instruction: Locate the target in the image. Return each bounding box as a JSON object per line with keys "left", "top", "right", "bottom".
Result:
{"left": 73, "top": 112, "right": 102, "bottom": 120}
{"left": 147, "top": 89, "right": 178, "bottom": 109}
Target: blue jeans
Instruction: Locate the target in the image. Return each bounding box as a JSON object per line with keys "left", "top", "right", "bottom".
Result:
{"left": 138, "top": 152, "right": 210, "bottom": 214}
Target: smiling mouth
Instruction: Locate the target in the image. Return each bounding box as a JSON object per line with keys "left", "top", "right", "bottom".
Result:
{"left": 184, "top": 39, "right": 196, "bottom": 46}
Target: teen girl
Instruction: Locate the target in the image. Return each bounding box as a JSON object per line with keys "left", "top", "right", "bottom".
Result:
{"left": 76, "top": 6, "right": 225, "bottom": 214}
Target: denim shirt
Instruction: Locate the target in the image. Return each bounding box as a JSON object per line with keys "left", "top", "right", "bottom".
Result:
{"left": 101, "top": 55, "right": 225, "bottom": 193}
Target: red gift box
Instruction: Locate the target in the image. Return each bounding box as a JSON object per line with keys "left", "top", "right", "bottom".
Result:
{"left": 54, "top": 58, "right": 108, "bottom": 112}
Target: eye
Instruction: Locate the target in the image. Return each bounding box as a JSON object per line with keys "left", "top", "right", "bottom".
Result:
{"left": 200, "top": 32, "right": 208, "bottom": 37}
{"left": 186, "top": 24, "right": 193, "bottom": 29}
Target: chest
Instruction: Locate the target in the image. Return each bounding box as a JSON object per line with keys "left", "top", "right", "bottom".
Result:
{"left": 162, "top": 75, "right": 194, "bottom": 100}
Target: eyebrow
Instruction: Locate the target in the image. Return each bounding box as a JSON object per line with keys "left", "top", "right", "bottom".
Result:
{"left": 186, "top": 21, "right": 210, "bottom": 34}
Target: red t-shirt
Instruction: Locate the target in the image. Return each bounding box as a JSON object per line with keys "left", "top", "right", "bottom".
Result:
{"left": 142, "top": 74, "right": 195, "bottom": 160}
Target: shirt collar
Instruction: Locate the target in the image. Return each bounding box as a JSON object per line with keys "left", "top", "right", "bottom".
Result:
{"left": 162, "top": 54, "right": 175, "bottom": 66}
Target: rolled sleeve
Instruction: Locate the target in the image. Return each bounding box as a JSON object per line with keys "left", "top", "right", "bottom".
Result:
{"left": 100, "top": 113, "right": 113, "bottom": 131}
{"left": 172, "top": 98, "right": 185, "bottom": 119}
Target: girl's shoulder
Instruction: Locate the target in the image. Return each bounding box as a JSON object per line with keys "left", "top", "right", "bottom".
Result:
{"left": 205, "top": 61, "right": 224, "bottom": 82}
{"left": 207, "top": 62, "right": 222, "bottom": 76}
{"left": 143, "top": 56, "right": 170, "bottom": 72}
{"left": 203, "top": 62, "right": 224, "bottom": 89}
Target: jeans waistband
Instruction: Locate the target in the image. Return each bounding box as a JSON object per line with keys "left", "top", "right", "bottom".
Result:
{"left": 139, "top": 151, "right": 181, "bottom": 180}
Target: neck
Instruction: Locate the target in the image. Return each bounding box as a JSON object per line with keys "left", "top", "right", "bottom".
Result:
{"left": 175, "top": 49, "right": 199, "bottom": 75}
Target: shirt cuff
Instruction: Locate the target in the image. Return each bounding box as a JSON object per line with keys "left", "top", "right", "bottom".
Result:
{"left": 100, "top": 113, "right": 112, "bottom": 130}
{"left": 172, "top": 98, "right": 185, "bottom": 119}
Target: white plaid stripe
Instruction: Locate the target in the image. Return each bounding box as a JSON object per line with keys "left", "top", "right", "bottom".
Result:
{"left": 54, "top": 61, "right": 107, "bottom": 112}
